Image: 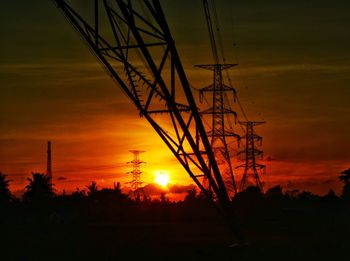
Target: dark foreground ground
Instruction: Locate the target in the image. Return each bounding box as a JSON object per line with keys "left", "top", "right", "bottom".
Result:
{"left": 2, "top": 200, "right": 350, "bottom": 261}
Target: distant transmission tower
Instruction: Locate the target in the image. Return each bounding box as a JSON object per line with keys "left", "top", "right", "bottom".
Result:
{"left": 127, "top": 150, "right": 146, "bottom": 199}
{"left": 46, "top": 141, "right": 52, "bottom": 180}
{"left": 197, "top": 64, "right": 240, "bottom": 194}
{"left": 197, "top": 0, "right": 240, "bottom": 195}
{"left": 236, "top": 121, "right": 266, "bottom": 191}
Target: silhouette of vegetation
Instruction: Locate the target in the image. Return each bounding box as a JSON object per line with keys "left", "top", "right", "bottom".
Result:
{"left": 340, "top": 168, "right": 350, "bottom": 200}
{"left": 70, "top": 187, "right": 86, "bottom": 200}
{"left": 265, "top": 185, "right": 284, "bottom": 200}
{"left": 232, "top": 186, "right": 264, "bottom": 219}
{"left": 339, "top": 168, "right": 350, "bottom": 184}
{"left": 0, "top": 172, "right": 12, "bottom": 203}
{"left": 1, "top": 171, "right": 350, "bottom": 260}
{"left": 321, "top": 189, "right": 340, "bottom": 203}
{"left": 297, "top": 190, "right": 320, "bottom": 201}
{"left": 86, "top": 181, "right": 98, "bottom": 198}
{"left": 94, "top": 187, "right": 129, "bottom": 203}
{"left": 184, "top": 188, "right": 197, "bottom": 202}
{"left": 23, "top": 172, "right": 55, "bottom": 202}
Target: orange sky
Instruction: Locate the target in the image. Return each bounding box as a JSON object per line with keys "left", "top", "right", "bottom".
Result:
{"left": 1, "top": 0, "right": 350, "bottom": 198}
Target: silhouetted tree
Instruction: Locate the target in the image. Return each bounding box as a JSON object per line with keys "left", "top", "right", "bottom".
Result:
{"left": 285, "top": 189, "right": 300, "bottom": 200}
{"left": 70, "top": 188, "right": 86, "bottom": 200}
{"left": 339, "top": 168, "right": 350, "bottom": 184}
{"left": 160, "top": 192, "right": 169, "bottom": 203}
{"left": 339, "top": 168, "right": 350, "bottom": 200}
{"left": 265, "top": 185, "right": 284, "bottom": 200}
{"left": 232, "top": 186, "right": 263, "bottom": 219}
{"left": 23, "top": 173, "right": 55, "bottom": 201}
{"left": 321, "top": 189, "right": 339, "bottom": 203}
{"left": 264, "top": 185, "right": 285, "bottom": 207}
{"left": 113, "top": 182, "right": 128, "bottom": 201}
{"left": 342, "top": 186, "right": 350, "bottom": 201}
{"left": 86, "top": 181, "right": 98, "bottom": 198}
{"left": 94, "top": 188, "right": 129, "bottom": 203}
{"left": 184, "top": 188, "right": 197, "bottom": 203}
{"left": 0, "top": 172, "right": 12, "bottom": 203}
{"left": 113, "top": 182, "right": 121, "bottom": 193}
{"left": 297, "top": 191, "right": 320, "bottom": 201}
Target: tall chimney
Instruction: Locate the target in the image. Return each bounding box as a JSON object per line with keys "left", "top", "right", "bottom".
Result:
{"left": 47, "top": 141, "right": 52, "bottom": 179}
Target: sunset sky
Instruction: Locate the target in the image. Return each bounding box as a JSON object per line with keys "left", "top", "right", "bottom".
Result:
{"left": 1, "top": 0, "right": 350, "bottom": 197}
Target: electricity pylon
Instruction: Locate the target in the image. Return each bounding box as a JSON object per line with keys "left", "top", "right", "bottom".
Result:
{"left": 197, "top": 64, "right": 240, "bottom": 195}
{"left": 197, "top": 0, "right": 240, "bottom": 195}
{"left": 236, "top": 121, "right": 266, "bottom": 191}
{"left": 127, "top": 150, "right": 146, "bottom": 199}
{"left": 53, "top": 0, "right": 245, "bottom": 243}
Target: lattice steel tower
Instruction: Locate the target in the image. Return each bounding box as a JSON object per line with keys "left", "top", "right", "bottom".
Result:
{"left": 53, "top": 0, "right": 247, "bottom": 243}
{"left": 196, "top": 0, "right": 240, "bottom": 194}
{"left": 197, "top": 64, "right": 240, "bottom": 194}
{"left": 127, "top": 150, "right": 146, "bottom": 198}
{"left": 236, "top": 121, "right": 266, "bottom": 191}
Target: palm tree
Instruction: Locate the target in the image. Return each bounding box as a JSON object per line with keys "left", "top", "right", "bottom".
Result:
{"left": 339, "top": 168, "right": 350, "bottom": 185}
{"left": 23, "top": 172, "right": 55, "bottom": 201}
{"left": 0, "top": 172, "right": 12, "bottom": 203}
{"left": 86, "top": 181, "right": 98, "bottom": 198}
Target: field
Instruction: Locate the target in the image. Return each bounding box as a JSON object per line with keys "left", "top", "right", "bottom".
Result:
{"left": 2, "top": 197, "right": 349, "bottom": 261}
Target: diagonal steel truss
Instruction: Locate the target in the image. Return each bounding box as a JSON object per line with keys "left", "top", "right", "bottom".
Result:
{"left": 53, "top": 0, "right": 245, "bottom": 242}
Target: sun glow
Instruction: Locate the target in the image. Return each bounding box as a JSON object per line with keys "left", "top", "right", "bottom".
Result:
{"left": 154, "top": 170, "right": 170, "bottom": 187}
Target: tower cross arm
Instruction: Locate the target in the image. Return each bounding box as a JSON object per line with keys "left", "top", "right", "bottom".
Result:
{"left": 195, "top": 63, "right": 238, "bottom": 71}
{"left": 199, "top": 84, "right": 236, "bottom": 93}
{"left": 238, "top": 121, "right": 266, "bottom": 126}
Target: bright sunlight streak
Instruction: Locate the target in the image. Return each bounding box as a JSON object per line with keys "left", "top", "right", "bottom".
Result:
{"left": 154, "top": 170, "right": 170, "bottom": 187}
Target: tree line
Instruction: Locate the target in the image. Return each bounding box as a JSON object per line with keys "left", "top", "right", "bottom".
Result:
{"left": 1, "top": 169, "right": 350, "bottom": 204}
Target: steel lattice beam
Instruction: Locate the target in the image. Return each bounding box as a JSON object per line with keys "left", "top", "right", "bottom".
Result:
{"left": 53, "top": 0, "right": 245, "bottom": 242}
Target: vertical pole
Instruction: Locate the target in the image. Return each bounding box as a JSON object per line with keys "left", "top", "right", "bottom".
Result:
{"left": 47, "top": 141, "right": 52, "bottom": 180}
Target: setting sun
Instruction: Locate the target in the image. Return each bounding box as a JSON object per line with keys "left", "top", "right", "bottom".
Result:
{"left": 154, "top": 171, "right": 170, "bottom": 187}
